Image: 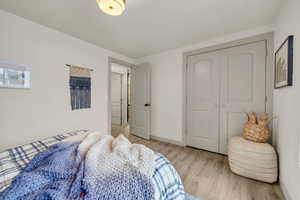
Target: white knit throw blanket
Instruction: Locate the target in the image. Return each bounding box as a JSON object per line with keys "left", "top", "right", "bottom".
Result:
{"left": 81, "top": 132, "right": 156, "bottom": 200}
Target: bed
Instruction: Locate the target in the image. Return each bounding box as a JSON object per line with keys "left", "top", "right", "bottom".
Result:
{"left": 0, "top": 130, "right": 199, "bottom": 200}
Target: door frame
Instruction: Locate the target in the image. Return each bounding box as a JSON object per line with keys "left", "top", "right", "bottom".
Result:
{"left": 182, "top": 33, "right": 274, "bottom": 149}
{"left": 108, "top": 57, "right": 134, "bottom": 135}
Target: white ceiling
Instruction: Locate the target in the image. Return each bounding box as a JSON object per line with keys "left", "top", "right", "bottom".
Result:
{"left": 0, "top": 0, "right": 282, "bottom": 58}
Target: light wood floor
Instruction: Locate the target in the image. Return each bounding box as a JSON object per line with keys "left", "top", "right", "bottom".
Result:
{"left": 112, "top": 125, "right": 285, "bottom": 200}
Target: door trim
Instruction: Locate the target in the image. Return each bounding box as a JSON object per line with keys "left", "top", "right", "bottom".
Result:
{"left": 182, "top": 33, "right": 274, "bottom": 149}
{"left": 108, "top": 57, "right": 134, "bottom": 135}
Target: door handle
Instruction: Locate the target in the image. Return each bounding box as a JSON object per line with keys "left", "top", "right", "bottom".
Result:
{"left": 144, "top": 103, "right": 151, "bottom": 107}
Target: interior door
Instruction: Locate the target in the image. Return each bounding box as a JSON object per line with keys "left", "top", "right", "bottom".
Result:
{"left": 219, "top": 41, "right": 266, "bottom": 154}
{"left": 111, "top": 72, "right": 122, "bottom": 125}
{"left": 187, "top": 51, "right": 220, "bottom": 153}
{"left": 130, "top": 63, "right": 151, "bottom": 140}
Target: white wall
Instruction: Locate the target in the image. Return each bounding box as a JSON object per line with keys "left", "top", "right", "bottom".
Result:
{"left": 273, "top": 1, "right": 300, "bottom": 200}
{"left": 137, "top": 25, "right": 275, "bottom": 143}
{"left": 0, "top": 10, "right": 133, "bottom": 151}
{"left": 111, "top": 63, "right": 129, "bottom": 74}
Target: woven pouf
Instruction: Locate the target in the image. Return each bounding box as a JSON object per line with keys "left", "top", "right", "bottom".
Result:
{"left": 228, "top": 136, "right": 278, "bottom": 183}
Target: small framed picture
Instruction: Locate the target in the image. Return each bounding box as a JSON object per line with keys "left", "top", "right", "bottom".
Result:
{"left": 0, "top": 61, "right": 31, "bottom": 89}
{"left": 274, "top": 35, "right": 293, "bottom": 89}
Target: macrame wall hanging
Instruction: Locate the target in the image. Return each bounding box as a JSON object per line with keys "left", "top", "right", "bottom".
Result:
{"left": 67, "top": 64, "right": 93, "bottom": 110}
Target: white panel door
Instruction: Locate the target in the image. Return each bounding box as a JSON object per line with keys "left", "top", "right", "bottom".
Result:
{"left": 130, "top": 63, "right": 151, "bottom": 140}
{"left": 219, "top": 41, "right": 266, "bottom": 154}
{"left": 111, "top": 73, "right": 122, "bottom": 125}
{"left": 187, "top": 51, "right": 220, "bottom": 153}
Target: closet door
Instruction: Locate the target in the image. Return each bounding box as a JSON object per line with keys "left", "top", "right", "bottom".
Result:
{"left": 187, "top": 51, "right": 220, "bottom": 153}
{"left": 219, "top": 41, "right": 267, "bottom": 154}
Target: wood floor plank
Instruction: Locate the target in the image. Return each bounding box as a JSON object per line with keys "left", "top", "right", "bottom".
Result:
{"left": 111, "top": 125, "right": 285, "bottom": 200}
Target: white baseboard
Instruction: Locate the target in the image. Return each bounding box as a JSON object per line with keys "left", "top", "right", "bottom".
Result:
{"left": 280, "top": 179, "right": 292, "bottom": 200}
{"left": 150, "top": 135, "right": 185, "bottom": 147}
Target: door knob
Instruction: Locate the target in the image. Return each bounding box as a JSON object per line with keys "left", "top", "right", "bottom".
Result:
{"left": 144, "top": 103, "right": 151, "bottom": 107}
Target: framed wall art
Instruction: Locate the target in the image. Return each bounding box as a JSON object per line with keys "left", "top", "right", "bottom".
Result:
{"left": 0, "top": 61, "right": 31, "bottom": 89}
{"left": 67, "top": 64, "right": 93, "bottom": 110}
{"left": 274, "top": 35, "right": 294, "bottom": 89}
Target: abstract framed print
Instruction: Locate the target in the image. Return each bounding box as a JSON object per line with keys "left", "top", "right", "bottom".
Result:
{"left": 0, "top": 61, "right": 31, "bottom": 89}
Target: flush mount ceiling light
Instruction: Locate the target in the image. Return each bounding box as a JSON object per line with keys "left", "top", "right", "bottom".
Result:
{"left": 97, "top": 0, "right": 126, "bottom": 16}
